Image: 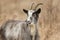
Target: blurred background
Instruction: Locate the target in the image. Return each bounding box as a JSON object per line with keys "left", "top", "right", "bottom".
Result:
{"left": 0, "top": 0, "right": 60, "bottom": 40}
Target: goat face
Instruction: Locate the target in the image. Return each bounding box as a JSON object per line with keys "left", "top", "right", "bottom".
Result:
{"left": 23, "top": 8, "right": 41, "bottom": 24}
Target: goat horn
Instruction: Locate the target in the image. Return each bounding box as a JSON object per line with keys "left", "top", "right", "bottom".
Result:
{"left": 34, "top": 3, "right": 43, "bottom": 10}
{"left": 30, "top": 2, "right": 35, "bottom": 10}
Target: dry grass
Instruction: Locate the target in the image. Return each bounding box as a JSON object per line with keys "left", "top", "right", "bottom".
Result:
{"left": 0, "top": 0, "right": 60, "bottom": 40}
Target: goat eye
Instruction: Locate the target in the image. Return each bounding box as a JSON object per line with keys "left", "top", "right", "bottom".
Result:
{"left": 32, "top": 13, "right": 35, "bottom": 16}
{"left": 33, "top": 13, "right": 36, "bottom": 17}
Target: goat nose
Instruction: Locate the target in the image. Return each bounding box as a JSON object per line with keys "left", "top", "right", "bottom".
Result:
{"left": 27, "top": 21, "right": 31, "bottom": 24}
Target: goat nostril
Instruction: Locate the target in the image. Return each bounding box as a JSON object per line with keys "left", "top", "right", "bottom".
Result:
{"left": 30, "top": 17, "right": 32, "bottom": 20}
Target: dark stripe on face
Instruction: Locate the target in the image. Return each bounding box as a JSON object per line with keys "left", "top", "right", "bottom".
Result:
{"left": 32, "top": 12, "right": 39, "bottom": 22}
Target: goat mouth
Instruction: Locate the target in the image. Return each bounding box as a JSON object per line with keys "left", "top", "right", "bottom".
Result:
{"left": 28, "top": 22, "right": 31, "bottom": 24}
{"left": 27, "top": 21, "right": 31, "bottom": 24}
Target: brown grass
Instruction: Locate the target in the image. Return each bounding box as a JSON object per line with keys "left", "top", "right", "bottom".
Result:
{"left": 0, "top": 0, "right": 60, "bottom": 40}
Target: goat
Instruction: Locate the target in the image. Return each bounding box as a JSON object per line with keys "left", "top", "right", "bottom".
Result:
{"left": 0, "top": 3, "right": 42, "bottom": 40}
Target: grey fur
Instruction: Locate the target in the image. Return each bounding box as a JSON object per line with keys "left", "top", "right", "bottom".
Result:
{"left": 0, "top": 20, "right": 31, "bottom": 40}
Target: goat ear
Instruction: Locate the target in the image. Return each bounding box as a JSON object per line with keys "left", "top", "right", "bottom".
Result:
{"left": 23, "top": 9, "right": 28, "bottom": 14}
{"left": 35, "top": 8, "right": 41, "bottom": 14}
